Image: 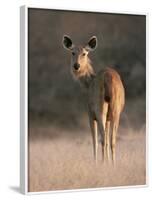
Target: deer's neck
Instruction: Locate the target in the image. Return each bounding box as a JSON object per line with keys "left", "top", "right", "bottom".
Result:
{"left": 79, "top": 62, "right": 95, "bottom": 89}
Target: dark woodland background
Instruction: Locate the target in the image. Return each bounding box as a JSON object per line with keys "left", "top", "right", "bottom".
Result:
{"left": 28, "top": 8, "right": 146, "bottom": 130}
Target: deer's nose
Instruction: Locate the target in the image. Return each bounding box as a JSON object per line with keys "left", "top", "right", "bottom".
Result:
{"left": 73, "top": 63, "right": 80, "bottom": 70}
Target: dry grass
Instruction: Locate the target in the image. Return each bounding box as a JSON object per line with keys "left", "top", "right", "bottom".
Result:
{"left": 28, "top": 125, "right": 146, "bottom": 192}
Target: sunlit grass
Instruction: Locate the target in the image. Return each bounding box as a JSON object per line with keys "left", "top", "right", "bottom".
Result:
{"left": 28, "top": 124, "right": 146, "bottom": 192}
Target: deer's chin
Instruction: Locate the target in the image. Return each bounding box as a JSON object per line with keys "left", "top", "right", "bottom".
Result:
{"left": 71, "top": 68, "right": 81, "bottom": 80}
{"left": 72, "top": 67, "right": 80, "bottom": 74}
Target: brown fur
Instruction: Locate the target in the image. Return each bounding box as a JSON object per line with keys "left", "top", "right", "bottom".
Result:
{"left": 63, "top": 35, "right": 125, "bottom": 164}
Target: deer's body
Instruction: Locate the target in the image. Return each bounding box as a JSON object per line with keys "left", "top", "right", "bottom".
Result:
{"left": 62, "top": 35, "right": 125, "bottom": 164}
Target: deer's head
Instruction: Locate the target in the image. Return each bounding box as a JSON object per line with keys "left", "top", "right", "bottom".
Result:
{"left": 62, "top": 35, "right": 97, "bottom": 79}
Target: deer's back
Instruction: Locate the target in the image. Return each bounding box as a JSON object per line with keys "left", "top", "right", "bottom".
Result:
{"left": 88, "top": 67, "right": 125, "bottom": 119}
{"left": 99, "top": 67, "right": 125, "bottom": 113}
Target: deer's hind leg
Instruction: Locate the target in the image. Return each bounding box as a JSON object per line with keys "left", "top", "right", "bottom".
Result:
{"left": 105, "top": 120, "right": 111, "bottom": 161}
{"left": 111, "top": 115, "right": 120, "bottom": 165}
{"left": 89, "top": 117, "right": 98, "bottom": 163}
{"left": 96, "top": 102, "right": 110, "bottom": 162}
{"left": 102, "top": 102, "right": 110, "bottom": 162}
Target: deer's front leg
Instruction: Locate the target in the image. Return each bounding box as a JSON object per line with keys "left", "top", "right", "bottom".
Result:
{"left": 89, "top": 116, "right": 98, "bottom": 163}
{"left": 96, "top": 114, "right": 105, "bottom": 163}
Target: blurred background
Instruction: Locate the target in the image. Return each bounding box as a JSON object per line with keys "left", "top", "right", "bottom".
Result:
{"left": 28, "top": 8, "right": 146, "bottom": 130}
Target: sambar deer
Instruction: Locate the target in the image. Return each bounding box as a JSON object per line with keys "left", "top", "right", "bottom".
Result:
{"left": 62, "top": 35, "right": 125, "bottom": 164}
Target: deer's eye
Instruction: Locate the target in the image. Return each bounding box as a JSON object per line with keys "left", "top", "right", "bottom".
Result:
{"left": 72, "top": 52, "right": 75, "bottom": 56}
{"left": 82, "top": 53, "right": 86, "bottom": 56}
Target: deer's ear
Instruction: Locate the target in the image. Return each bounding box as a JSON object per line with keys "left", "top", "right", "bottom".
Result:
{"left": 62, "top": 35, "right": 74, "bottom": 50}
{"left": 85, "top": 36, "right": 98, "bottom": 51}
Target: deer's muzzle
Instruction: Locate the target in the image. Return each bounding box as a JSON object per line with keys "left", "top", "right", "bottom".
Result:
{"left": 73, "top": 63, "right": 80, "bottom": 70}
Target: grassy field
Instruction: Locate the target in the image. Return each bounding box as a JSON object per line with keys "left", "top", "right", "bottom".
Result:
{"left": 28, "top": 124, "right": 146, "bottom": 192}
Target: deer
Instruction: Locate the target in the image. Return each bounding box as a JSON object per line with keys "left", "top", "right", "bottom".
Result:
{"left": 62, "top": 35, "right": 125, "bottom": 164}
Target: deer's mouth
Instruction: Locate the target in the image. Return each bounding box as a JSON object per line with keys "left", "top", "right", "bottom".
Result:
{"left": 73, "top": 63, "right": 80, "bottom": 70}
